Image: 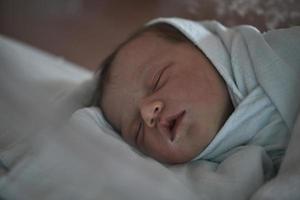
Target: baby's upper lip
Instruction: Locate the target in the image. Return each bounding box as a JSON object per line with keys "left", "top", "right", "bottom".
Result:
{"left": 159, "top": 110, "right": 186, "bottom": 141}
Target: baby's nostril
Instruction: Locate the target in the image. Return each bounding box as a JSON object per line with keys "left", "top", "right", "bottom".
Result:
{"left": 154, "top": 107, "right": 159, "bottom": 113}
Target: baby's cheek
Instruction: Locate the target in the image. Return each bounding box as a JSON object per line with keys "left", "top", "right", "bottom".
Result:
{"left": 142, "top": 135, "right": 168, "bottom": 160}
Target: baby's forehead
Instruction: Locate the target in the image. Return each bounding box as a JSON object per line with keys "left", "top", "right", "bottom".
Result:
{"left": 105, "top": 23, "right": 190, "bottom": 79}
{"left": 115, "top": 32, "right": 163, "bottom": 60}
{"left": 108, "top": 34, "right": 166, "bottom": 82}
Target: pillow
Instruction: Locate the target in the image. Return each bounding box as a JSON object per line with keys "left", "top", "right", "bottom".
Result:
{"left": 0, "top": 34, "right": 94, "bottom": 169}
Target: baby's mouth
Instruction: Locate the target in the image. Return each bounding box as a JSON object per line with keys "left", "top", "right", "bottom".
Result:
{"left": 166, "top": 110, "right": 186, "bottom": 141}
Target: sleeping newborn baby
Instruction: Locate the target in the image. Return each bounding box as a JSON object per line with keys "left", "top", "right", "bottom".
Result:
{"left": 92, "top": 18, "right": 300, "bottom": 164}
{"left": 97, "top": 22, "right": 233, "bottom": 164}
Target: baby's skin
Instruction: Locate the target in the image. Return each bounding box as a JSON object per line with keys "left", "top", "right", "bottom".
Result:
{"left": 100, "top": 27, "right": 233, "bottom": 164}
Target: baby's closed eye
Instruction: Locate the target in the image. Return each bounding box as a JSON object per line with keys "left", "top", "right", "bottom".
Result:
{"left": 151, "top": 63, "right": 172, "bottom": 92}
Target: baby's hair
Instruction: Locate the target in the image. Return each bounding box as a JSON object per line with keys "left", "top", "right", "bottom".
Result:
{"left": 90, "top": 23, "right": 190, "bottom": 109}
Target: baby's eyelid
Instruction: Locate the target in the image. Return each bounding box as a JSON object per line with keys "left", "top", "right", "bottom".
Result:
{"left": 152, "top": 67, "right": 166, "bottom": 91}
{"left": 151, "top": 63, "right": 173, "bottom": 92}
{"left": 152, "top": 72, "right": 161, "bottom": 91}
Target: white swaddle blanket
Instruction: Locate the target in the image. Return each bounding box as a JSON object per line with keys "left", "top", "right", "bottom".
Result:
{"left": 148, "top": 18, "right": 300, "bottom": 163}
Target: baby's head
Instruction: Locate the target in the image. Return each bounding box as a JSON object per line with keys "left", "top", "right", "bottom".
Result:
{"left": 94, "top": 23, "right": 233, "bottom": 164}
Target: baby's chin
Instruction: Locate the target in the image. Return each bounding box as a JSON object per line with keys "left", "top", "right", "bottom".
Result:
{"left": 158, "top": 155, "right": 195, "bottom": 165}
{"left": 149, "top": 147, "right": 199, "bottom": 165}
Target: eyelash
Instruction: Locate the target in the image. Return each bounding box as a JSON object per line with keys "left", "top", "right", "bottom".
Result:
{"left": 152, "top": 68, "right": 165, "bottom": 92}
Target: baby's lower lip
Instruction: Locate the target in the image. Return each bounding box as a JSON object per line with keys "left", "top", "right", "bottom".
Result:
{"left": 171, "top": 110, "right": 186, "bottom": 141}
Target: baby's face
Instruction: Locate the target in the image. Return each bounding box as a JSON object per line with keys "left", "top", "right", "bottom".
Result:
{"left": 101, "top": 31, "right": 232, "bottom": 164}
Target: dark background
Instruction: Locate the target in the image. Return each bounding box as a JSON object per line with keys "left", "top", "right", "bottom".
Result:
{"left": 0, "top": 0, "right": 299, "bottom": 70}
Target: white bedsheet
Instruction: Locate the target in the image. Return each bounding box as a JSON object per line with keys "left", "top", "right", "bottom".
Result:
{"left": 0, "top": 30, "right": 300, "bottom": 200}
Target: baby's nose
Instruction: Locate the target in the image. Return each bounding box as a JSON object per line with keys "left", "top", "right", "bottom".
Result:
{"left": 140, "top": 100, "right": 164, "bottom": 128}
